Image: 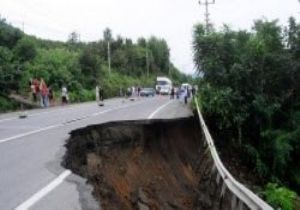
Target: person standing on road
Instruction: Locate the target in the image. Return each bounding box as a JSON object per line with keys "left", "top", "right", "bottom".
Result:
{"left": 187, "top": 87, "right": 191, "bottom": 98}
{"left": 99, "top": 86, "right": 104, "bottom": 102}
{"left": 39, "top": 78, "right": 49, "bottom": 108}
{"left": 137, "top": 86, "right": 141, "bottom": 97}
{"left": 127, "top": 87, "right": 131, "bottom": 98}
{"left": 170, "top": 87, "right": 175, "bottom": 99}
{"left": 131, "top": 86, "right": 135, "bottom": 97}
{"left": 30, "top": 79, "right": 37, "bottom": 102}
{"left": 96, "top": 85, "right": 100, "bottom": 103}
{"left": 176, "top": 87, "right": 180, "bottom": 99}
{"left": 48, "top": 86, "right": 54, "bottom": 106}
{"left": 61, "top": 85, "right": 68, "bottom": 105}
{"left": 32, "top": 79, "right": 40, "bottom": 103}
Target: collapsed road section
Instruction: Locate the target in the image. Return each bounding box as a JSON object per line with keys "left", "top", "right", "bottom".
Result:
{"left": 63, "top": 117, "right": 232, "bottom": 210}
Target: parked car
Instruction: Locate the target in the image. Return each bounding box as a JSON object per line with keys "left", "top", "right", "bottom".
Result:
{"left": 140, "top": 88, "right": 155, "bottom": 97}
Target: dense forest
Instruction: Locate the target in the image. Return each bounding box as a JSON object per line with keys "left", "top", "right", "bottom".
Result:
{"left": 193, "top": 18, "right": 300, "bottom": 209}
{"left": 0, "top": 17, "right": 190, "bottom": 111}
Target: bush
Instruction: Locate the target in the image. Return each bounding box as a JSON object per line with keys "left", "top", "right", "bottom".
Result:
{"left": 264, "top": 183, "right": 297, "bottom": 210}
{"left": 0, "top": 96, "right": 18, "bottom": 112}
{"left": 68, "top": 89, "right": 95, "bottom": 103}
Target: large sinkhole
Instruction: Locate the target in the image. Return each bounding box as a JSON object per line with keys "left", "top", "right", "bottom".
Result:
{"left": 63, "top": 117, "right": 232, "bottom": 210}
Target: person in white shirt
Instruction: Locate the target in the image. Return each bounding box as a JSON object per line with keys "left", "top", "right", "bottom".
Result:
{"left": 61, "top": 86, "right": 68, "bottom": 105}
{"left": 96, "top": 86, "right": 100, "bottom": 103}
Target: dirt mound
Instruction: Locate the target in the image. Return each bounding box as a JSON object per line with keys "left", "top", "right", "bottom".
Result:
{"left": 63, "top": 118, "right": 229, "bottom": 209}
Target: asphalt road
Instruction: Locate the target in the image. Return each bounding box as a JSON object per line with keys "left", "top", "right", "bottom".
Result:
{"left": 0, "top": 96, "right": 192, "bottom": 210}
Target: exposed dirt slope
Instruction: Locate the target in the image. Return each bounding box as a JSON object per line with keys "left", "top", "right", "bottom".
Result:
{"left": 63, "top": 117, "right": 247, "bottom": 209}
{"left": 64, "top": 118, "right": 209, "bottom": 209}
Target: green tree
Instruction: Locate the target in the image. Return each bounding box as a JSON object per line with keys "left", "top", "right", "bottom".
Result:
{"left": 193, "top": 18, "right": 300, "bottom": 197}
{"left": 14, "top": 37, "right": 37, "bottom": 62}
{"left": 68, "top": 31, "right": 80, "bottom": 44}
{"left": 0, "top": 46, "right": 14, "bottom": 92}
{"left": 148, "top": 37, "right": 170, "bottom": 74}
{"left": 79, "top": 47, "right": 102, "bottom": 87}
{"left": 0, "top": 18, "right": 23, "bottom": 49}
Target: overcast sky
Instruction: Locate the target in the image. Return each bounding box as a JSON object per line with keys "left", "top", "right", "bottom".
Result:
{"left": 1, "top": 0, "right": 299, "bottom": 74}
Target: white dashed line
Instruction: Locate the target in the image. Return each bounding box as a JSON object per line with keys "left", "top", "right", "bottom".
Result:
{"left": 0, "top": 124, "right": 61, "bottom": 144}
{"left": 0, "top": 99, "right": 148, "bottom": 145}
{"left": 148, "top": 100, "right": 173, "bottom": 119}
{"left": 15, "top": 170, "right": 71, "bottom": 210}
{"left": 0, "top": 102, "right": 97, "bottom": 124}
{"left": 0, "top": 117, "right": 17, "bottom": 123}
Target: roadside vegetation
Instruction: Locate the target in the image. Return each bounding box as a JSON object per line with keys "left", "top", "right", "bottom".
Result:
{"left": 0, "top": 17, "right": 191, "bottom": 112}
{"left": 193, "top": 17, "right": 300, "bottom": 209}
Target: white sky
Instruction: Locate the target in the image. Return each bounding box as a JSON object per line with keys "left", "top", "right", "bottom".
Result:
{"left": 1, "top": 0, "right": 299, "bottom": 74}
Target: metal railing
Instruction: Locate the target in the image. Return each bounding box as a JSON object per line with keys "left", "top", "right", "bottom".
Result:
{"left": 194, "top": 99, "right": 273, "bottom": 210}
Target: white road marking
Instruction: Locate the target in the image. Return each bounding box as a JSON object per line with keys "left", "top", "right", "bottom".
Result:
{"left": 92, "top": 109, "right": 112, "bottom": 117}
{"left": 0, "top": 103, "right": 96, "bottom": 124}
{"left": 0, "top": 125, "right": 61, "bottom": 144}
{"left": 11, "top": 97, "right": 167, "bottom": 210}
{"left": 91, "top": 99, "right": 148, "bottom": 117}
{"left": 148, "top": 100, "right": 173, "bottom": 119}
{"left": 0, "top": 98, "right": 143, "bottom": 124}
{"left": 0, "top": 99, "right": 149, "bottom": 145}
{"left": 0, "top": 117, "right": 17, "bottom": 123}
{"left": 14, "top": 170, "right": 71, "bottom": 210}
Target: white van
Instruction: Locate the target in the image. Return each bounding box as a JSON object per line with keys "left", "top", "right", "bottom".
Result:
{"left": 156, "top": 77, "right": 172, "bottom": 95}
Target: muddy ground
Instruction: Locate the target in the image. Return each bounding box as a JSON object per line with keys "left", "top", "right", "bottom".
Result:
{"left": 63, "top": 118, "right": 233, "bottom": 209}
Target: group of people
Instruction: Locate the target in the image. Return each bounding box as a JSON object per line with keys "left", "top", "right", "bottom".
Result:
{"left": 28, "top": 81, "right": 195, "bottom": 108}
{"left": 30, "top": 78, "right": 69, "bottom": 108}
{"left": 126, "top": 86, "right": 142, "bottom": 97}
{"left": 169, "top": 85, "right": 197, "bottom": 104}
{"left": 30, "top": 78, "right": 52, "bottom": 108}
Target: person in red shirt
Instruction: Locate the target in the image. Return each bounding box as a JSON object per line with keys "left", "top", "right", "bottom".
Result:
{"left": 39, "top": 78, "right": 49, "bottom": 108}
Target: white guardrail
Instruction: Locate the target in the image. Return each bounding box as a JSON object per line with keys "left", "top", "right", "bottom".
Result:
{"left": 195, "top": 99, "right": 273, "bottom": 210}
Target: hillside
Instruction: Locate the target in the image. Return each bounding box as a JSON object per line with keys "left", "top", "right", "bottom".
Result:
{"left": 0, "top": 17, "right": 191, "bottom": 111}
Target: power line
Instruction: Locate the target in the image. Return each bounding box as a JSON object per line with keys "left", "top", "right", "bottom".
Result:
{"left": 198, "top": 0, "right": 215, "bottom": 33}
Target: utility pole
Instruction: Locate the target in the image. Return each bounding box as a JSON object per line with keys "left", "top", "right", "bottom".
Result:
{"left": 198, "top": 0, "right": 215, "bottom": 33}
{"left": 107, "top": 41, "right": 111, "bottom": 74}
{"left": 146, "top": 43, "right": 150, "bottom": 77}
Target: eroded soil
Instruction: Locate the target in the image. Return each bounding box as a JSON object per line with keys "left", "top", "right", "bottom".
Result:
{"left": 63, "top": 118, "right": 207, "bottom": 209}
